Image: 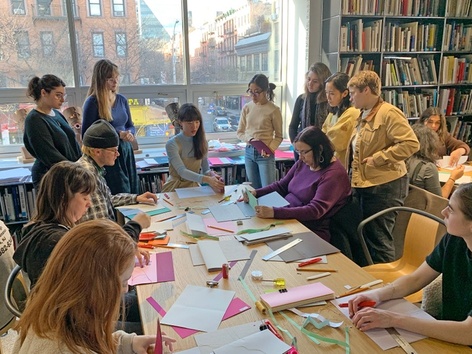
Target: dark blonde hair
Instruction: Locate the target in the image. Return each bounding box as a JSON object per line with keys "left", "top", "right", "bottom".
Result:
{"left": 16, "top": 220, "right": 136, "bottom": 354}
{"left": 32, "top": 161, "right": 96, "bottom": 227}
{"left": 178, "top": 103, "right": 208, "bottom": 159}
{"left": 454, "top": 183, "right": 472, "bottom": 221}
{"left": 348, "top": 70, "right": 381, "bottom": 96}
{"left": 87, "top": 59, "right": 120, "bottom": 121}
{"left": 418, "top": 106, "right": 447, "bottom": 142}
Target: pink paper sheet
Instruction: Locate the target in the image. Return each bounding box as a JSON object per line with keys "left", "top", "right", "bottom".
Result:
{"left": 129, "top": 252, "right": 175, "bottom": 286}
{"left": 146, "top": 296, "right": 251, "bottom": 338}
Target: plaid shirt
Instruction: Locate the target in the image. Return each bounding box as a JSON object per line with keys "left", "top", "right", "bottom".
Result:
{"left": 77, "top": 154, "right": 137, "bottom": 222}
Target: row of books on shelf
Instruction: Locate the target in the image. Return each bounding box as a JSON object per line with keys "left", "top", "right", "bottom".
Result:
{"left": 341, "top": 56, "right": 375, "bottom": 78}
{"left": 440, "top": 56, "right": 472, "bottom": 84}
{"left": 382, "top": 89, "right": 437, "bottom": 118}
{"left": 340, "top": 19, "right": 382, "bottom": 52}
{"left": 384, "top": 22, "right": 438, "bottom": 52}
{"left": 443, "top": 22, "right": 472, "bottom": 52}
{"left": 438, "top": 88, "right": 472, "bottom": 116}
{"left": 138, "top": 173, "right": 169, "bottom": 194}
{"left": 341, "top": 0, "right": 442, "bottom": 16}
{"left": 446, "top": 0, "right": 472, "bottom": 17}
{"left": 0, "top": 184, "right": 35, "bottom": 223}
{"left": 446, "top": 116, "right": 472, "bottom": 143}
{"left": 382, "top": 57, "right": 438, "bottom": 86}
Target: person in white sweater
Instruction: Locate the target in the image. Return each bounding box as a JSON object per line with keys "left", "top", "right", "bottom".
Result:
{"left": 13, "top": 219, "right": 175, "bottom": 354}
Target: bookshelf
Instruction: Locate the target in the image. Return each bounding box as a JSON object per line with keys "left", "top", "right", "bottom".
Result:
{"left": 322, "top": 0, "right": 472, "bottom": 146}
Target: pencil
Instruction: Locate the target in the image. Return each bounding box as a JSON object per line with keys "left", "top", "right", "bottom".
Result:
{"left": 208, "top": 225, "right": 234, "bottom": 233}
{"left": 163, "top": 199, "right": 174, "bottom": 206}
{"left": 155, "top": 215, "right": 175, "bottom": 222}
{"left": 296, "top": 267, "right": 337, "bottom": 272}
{"left": 337, "top": 287, "right": 368, "bottom": 298}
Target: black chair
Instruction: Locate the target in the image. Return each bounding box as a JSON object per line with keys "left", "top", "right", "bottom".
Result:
{"left": 4, "top": 265, "right": 28, "bottom": 318}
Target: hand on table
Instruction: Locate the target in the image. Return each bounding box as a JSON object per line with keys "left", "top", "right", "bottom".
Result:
{"left": 132, "top": 212, "right": 151, "bottom": 229}
{"left": 135, "top": 249, "right": 150, "bottom": 268}
{"left": 132, "top": 334, "right": 176, "bottom": 354}
{"left": 254, "top": 205, "right": 274, "bottom": 218}
{"left": 137, "top": 192, "right": 158, "bottom": 205}
{"left": 240, "top": 189, "right": 256, "bottom": 203}
{"left": 449, "top": 148, "right": 466, "bottom": 167}
{"left": 350, "top": 307, "right": 399, "bottom": 332}
{"left": 204, "top": 174, "right": 225, "bottom": 193}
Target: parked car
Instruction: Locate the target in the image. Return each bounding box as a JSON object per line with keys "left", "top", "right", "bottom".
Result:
{"left": 213, "top": 117, "right": 232, "bottom": 132}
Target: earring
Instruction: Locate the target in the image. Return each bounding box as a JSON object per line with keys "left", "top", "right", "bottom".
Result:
{"left": 319, "top": 154, "right": 324, "bottom": 163}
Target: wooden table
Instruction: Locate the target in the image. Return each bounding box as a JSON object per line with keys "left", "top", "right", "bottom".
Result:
{"left": 134, "top": 190, "right": 472, "bottom": 353}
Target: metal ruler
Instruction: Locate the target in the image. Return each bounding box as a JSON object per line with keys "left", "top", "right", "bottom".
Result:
{"left": 262, "top": 238, "right": 302, "bottom": 261}
{"left": 239, "top": 249, "right": 257, "bottom": 279}
{"left": 386, "top": 328, "right": 418, "bottom": 354}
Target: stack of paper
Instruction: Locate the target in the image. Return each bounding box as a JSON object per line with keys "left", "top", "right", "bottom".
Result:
{"left": 235, "top": 227, "right": 293, "bottom": 245}
{"left": 260, "top": 282, "right": 335, "bottom": 312}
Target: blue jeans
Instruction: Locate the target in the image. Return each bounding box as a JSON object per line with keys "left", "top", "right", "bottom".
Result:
{"left": 245, "top": 145, "right": 276, "bottom": 189}
{"left": 353, "top": 175, "right": 408, "bottom": 263}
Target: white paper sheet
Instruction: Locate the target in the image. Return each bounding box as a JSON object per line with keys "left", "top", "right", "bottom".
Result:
{"left": 186, "top": 213, "right": 207, "bottom": 236}
{"left": 161, "top": 285, "right": 235, "bottom": 332}
{"left": 209, "top": 203, "right": 251, "bottom": 222}
{"left": 257, "top": 191, "right": 290, "bottom": 207}
{"left": 332, "top": 297, "right": 434, "bottom": 350}
{"left": 436, "top": 155, "right": 468, "bottom": 168}
{"left": 189, "top": 239, "right": 250, "bottom": 270}
{"left": 438, "top": 172, "right": 472, "bottom": 184}
{"left": 213, "top": 330, "right": 291, "bottom": 354}
{"left": 194, "top": 321, "right": 261, "bottom": 354}
{"left": 176, "top": 186, "right": 216, "bottom": 199}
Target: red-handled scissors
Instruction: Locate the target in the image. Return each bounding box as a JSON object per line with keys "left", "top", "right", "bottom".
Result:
{"left": 298, "top": 257, "right": 322, "bottom": 267}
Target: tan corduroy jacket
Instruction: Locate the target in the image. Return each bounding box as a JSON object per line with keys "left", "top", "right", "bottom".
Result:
{"left": 347, "top": 98, "right": 419, "bottom": 188}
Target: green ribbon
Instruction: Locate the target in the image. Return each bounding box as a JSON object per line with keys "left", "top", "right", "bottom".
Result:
{"left": 179, "top": 230, "right": 219, "bottom": 241}
{"left": 236, "top": 221, "right": 284, "bottom": 235}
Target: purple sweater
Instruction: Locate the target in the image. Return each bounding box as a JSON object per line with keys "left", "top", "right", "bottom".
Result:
{"left": 256, "top": 159, "right": 351, "bottom": 241}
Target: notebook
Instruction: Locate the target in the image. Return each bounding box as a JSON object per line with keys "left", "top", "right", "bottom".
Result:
{"left": 260, "top": 282, "right": 335, "bottom": 312}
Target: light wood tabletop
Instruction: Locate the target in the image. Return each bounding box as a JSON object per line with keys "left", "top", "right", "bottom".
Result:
{"left": 133, "top": 189, "right": 472, "bottom": 353}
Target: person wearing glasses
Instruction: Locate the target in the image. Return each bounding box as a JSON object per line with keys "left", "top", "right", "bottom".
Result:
{"left": 245, "top": 127, "right": 351, "bottom": 242}
{"left": 289, "top": 63, "right": 331, "bottom": 161}
{"left": 23, "top": 75, "right": 81, "bottom": 189}
{"left": 237, "top": 74, "right": 283, "bottom": 189}
{"left": 162, "top": 103, "right": 224, "bottom": 193}
{"left": 77, "top": 120, "right": 157, "bottom": 226}
{"left": 418, "top": 106, "right": 469, "bottom": 167}
{"left": 82, "top": 59, "right": 139, "bottom": 195}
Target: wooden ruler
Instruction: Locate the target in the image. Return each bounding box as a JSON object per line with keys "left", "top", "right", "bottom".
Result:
{"left": 386, "top": 328, "right": 418, "bottom": 354}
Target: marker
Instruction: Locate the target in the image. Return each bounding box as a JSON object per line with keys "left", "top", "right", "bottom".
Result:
{"left": 339, "top": 300, "right": 376, "bottom": 308}
{"left": 163, "top": 199, "right": 174, "bottom": 206}
{"left": 208, "top": 225, "right": 234, "bottom": 233}
{"left": 298, "top": 257, "right": 322, "bottom": 267}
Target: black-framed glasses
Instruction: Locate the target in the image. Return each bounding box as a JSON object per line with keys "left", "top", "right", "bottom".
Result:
{"left": 295, "top": 149, "right": 312, "bottom": 156}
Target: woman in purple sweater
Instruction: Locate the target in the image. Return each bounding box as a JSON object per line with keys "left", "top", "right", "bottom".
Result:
{"left": 249, "top": 126, "right": 351, "bottom": 242}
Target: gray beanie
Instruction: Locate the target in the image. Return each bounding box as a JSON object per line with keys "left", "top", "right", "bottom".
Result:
{"left": 83, "top": 120, "right": 119, "bottom": 148}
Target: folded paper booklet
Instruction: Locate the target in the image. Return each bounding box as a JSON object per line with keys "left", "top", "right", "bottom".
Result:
{"left": 235, "top": 227, "right": 293, "bottom": 245}
{"left": 260, "top": 282, "right": 335, "bottom": 312}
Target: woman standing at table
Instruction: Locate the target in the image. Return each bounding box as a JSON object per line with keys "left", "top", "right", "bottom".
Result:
{"left": 289, "top": 62, "right": 331, "bottom": 161}
{"left": 23, "top": 75, "right": 81, "bottom": 189}
{"left": 13, "top": 219, "right": 175, "bottom": 353}
{"left": 237, "top": 74, "right": 283, "bottom": 188}
{"left": 322, "top": 72, "right": 359, "bottom": 167}
{"left": 162, "top": 103, "right": 224, "bottom": 193}
{"left": 82, "top": 59, "right": 139, "bottom": 194}
{"left": 407, "top": 124, "right": 464, "bottom": 198}
{"left": 349, "top": 183, "right": 472, "bottom": 346}
{"left": 418, "top": 107, "right": 470, "bottom": 166}
{"left": 247, "top": 126, "right": 351, "bottom": 242}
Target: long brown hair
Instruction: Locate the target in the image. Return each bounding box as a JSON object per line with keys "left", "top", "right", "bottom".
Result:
{"left": 87, "top": 59, "right": 120, "bottom": 121}
{"left": 418, "top": 106, "right": 447, "bottom": 142}
{"left": 306, "top": 62, "right": 331, "bottom": 104}
{"left": 16, "top": 220, "right": 136, "bottom": 354}
{"left": 32, "top": 161, "right": 96, "bottom": 228}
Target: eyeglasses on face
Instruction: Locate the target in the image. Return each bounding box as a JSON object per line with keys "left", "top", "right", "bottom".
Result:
{"left": 247, "top": 90, "right": 263, "bottom": 96}
{"left": 295, "top": 149, "right": 312, "bottom": 156}
{"left": 54, "top": 93, "right": 67, "bottom": 100}
{"left": 107, "top": 76, "right": 120, "bottom": 83}
{"left": 103, "top": 147, "right": 119, "bottom": 154}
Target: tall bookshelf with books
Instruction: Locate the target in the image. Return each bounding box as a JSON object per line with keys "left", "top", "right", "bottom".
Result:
{"left": 322, "top": 0, "right": 472, "bottom": 146}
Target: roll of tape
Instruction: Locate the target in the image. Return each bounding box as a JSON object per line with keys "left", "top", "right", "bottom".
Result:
{"left": 251, "top": 270, "right": 263, "bottom": 281}
{"left": 255, "top": 301, "right": 266, "bottom": 314}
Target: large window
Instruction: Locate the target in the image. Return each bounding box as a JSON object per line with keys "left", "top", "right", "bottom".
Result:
{"left": 0, "top": 0, "right": 284, "bottom": 151}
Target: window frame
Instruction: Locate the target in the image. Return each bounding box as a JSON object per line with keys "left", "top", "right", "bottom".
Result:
{"left": 88, "top": 0, "right": 102, "bottom": 17}
{"left": 92, "top": 32, "right": 105, "bottom": 57}
{"left": 15, "top": 30, "right": 30, "bottom": 59}
{"left": 111, "top": 0, "right": 125, "bottom": 17}
{"left": 115, "top": 32, "right": 127, "bottom": 57}
{"left": 40, "top": 31, "right": 54, "bottom": 57}
{"left": 11, "top": 0, "right": 26, "bottom": 15}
